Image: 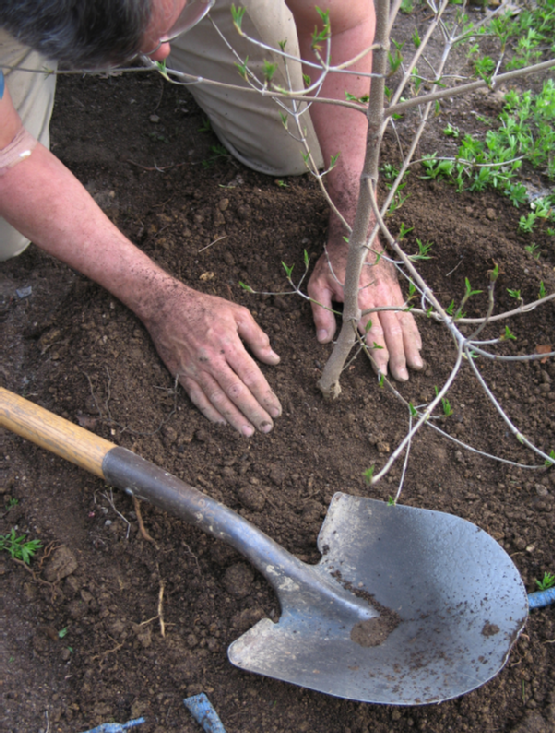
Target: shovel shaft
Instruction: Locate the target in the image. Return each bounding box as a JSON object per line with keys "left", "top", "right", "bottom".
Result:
{"left": 0, "top": 387, "right": 366, "bottom": 619}
{"left": 0, "top": 387, "right": 115, "bottom": 477}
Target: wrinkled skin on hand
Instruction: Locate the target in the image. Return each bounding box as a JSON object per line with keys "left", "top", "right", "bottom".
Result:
{"left": 143, "top": 283, "right": 282, "bottom": 437}
{"left": 308, "top": 236, "right": 424, "bottom": 381}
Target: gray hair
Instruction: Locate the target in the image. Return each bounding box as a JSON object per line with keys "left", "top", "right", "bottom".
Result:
{"left": 0, "top": 0, "right": 152, "bottom": 68}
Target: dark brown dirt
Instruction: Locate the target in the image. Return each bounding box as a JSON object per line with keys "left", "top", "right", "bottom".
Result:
{"left": 1, "top": 17, "right": 555, "bottom": 733}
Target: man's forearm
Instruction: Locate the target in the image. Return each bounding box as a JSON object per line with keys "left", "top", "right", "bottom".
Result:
{"left": 292, "top": 1, "right": 376, "bottom": 228}
{"left": 0, "top": 143, "right": 186, "bottom": 319}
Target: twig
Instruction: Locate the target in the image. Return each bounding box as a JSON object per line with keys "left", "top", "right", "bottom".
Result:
{"left": 102, "top": 488, "right": 132, "bottom": 540}
{"left": 132, "top": 496, "right": 155, "bottom": 544}
{"left": 199, "top": 235, "right": 227, "bottom": 253}
{"left": 157, "top": 580, "right": 166, "bottom": 638}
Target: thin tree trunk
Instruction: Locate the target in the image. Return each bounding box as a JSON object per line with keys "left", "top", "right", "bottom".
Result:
{"left": 318, "top": 0, "right": 390, "bottom": 399}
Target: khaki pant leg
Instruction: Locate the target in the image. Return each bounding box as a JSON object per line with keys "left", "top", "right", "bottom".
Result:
{"left": 0, "top": 29, "right": 57, "bottom": 261}
{"left": 168, "top": 0, "right": 323, "bottom": 176}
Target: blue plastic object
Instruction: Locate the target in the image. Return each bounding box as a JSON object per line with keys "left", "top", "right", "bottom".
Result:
{"left": 184, "top": 693, "right": 226, "bottom": 733}
{"left": 528, "top": 587, "right": 555, "bottom": 609}
{"left": 80, "top": 718, "right": 144, "bottom": 733}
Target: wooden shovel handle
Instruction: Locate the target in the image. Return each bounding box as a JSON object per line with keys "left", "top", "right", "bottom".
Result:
{"left": 0, "top": 387, "right": 116, "bottom": 478}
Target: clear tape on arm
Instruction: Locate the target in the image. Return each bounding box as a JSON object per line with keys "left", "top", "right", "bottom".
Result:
{"left": 0, "top": 126, "right": 37, "bottom": 177}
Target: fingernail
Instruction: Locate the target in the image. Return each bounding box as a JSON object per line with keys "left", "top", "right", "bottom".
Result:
{"left": 397, "top": 367, "right": 409, "bottom": 381}
{"left": 259, "top": 421, "right": 273, "bottom": 434}
{"left": 242, "top": 425, "right": 254, "bottom": 438}
{"left": 317, "top": 329, "right": 328, "bottom": 342}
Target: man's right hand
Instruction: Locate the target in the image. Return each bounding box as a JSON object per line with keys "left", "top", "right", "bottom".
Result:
{"left": 142, "top": 283, "right": 282, "bottom": 437}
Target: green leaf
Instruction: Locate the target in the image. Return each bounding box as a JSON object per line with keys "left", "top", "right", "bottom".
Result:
{"left": 535, "top": 571, "right": 555, "bottom": 591}
{"left": 362, "top": 465, "right": 375, "bottom": 484}
{"left": 235, "top": 57, "right": 249, "bottom": 81}
{"left": 262, "top": 60, "right": 278, "bottom": 84}
{"left": 409, "top": 402, "right": 417, "bottom": 417}
{"left": 231, "top": 4, "right": 247, "bottom": 32}
{"left": 282, "top": 262, "right": 294, "bottom": 279}
{"left": 239, "top": 281, "right": 254, "bottom": 293}
{"left": 464, "top": 277, "right": 483, "bottom": 298}
{"left": 441, "top": 398, "right": 453, "bottom": 417}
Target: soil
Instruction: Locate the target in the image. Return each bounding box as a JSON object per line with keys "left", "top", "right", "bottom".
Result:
{"left": 1, "top": 7, "right": 555, "bottom": 733}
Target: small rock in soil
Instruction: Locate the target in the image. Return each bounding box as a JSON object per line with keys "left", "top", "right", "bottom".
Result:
{"left": 133, "top": 624, "right": 152, "bottom": 648}
{"left": 43, "top": 546, "right": 78, "bottom": 582}
{"left": 510, "top": 711, "right": 549, "bottom": 733}
{"left": 231, "top": 606, "right": 266, "bottom": 633}
{"left": 237, "top": 484, "right": 265, "bottom": 512}
{"left": 224, "top": 563, "right": 254, "bottom": 598}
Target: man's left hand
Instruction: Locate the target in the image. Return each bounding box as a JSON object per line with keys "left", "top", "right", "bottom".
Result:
{"left": 307, "top": 237, "right": 424, "bottom": 380}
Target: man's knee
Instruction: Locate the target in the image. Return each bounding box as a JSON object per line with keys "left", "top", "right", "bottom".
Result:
{"left": 168, "top": 0, "right": 323, "bottom": 177}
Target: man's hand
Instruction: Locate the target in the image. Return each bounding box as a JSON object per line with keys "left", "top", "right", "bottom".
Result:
{"left": 308, "top": 239, "right": 423, "bottom": 381}
{"left": 142, "top": 284, "right": 282, "bottom": 437}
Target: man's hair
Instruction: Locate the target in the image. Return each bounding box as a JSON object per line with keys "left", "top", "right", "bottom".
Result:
{"left": 0, "top": 0, "right": 152, "bottom": 68}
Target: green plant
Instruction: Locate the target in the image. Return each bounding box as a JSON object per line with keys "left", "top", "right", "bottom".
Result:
{"left": 4, "top": 497, "right": 19, "bottom": 510}
{"left": 443, "top": 122, "right": 460, "bottom": 138}
{"left": 397, "top": 223, "right": 414, "bottom": 239}
{"left": 420, "top": 78, "right": 555, "bottom": 240}
{"left": 362, "top": 465, "right": 375, "bottom": 484}
{"left": 409, "top": 238, "right": 434, "bottom": 261}
{"left": 0, "top": 529, "right": 42, "bottom": 564}
{"left": 519, "top": 212, "right": 537, "bottom": 234}
{"left": 473, "top": 55, "right": 496, "bottom": 82}
{"left": 434, "top": 386, "right": 453, "bottom": 416}
{"left": 534, "top": 571, "right": 555, "bottom": 591}
{"left": 524, "top": 242, "right": 541, "bottom": 259}
{"left": 202, "top": 143, "right": 231, "bottom": 168}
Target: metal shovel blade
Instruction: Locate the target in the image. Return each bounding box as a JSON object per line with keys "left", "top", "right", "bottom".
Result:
{"left": 0, "top": 389, "right": 528, "bottom": 706}
{"left": 228, "top": 493, "right": 528, "bottom": 705}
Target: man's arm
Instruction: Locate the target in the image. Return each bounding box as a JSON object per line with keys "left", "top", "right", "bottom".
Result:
{"left": 0, "top": 87, "right": 281, "bottom": 436}
{"left": 286, "top": 0, "right": 423, "bottom": 380}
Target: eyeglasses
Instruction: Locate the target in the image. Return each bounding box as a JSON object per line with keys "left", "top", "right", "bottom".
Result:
{"left": 144, "top": 0, "right": 214, "bottom": 57}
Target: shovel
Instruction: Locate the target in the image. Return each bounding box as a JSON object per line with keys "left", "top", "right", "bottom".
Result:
{"left": 1, "top": 387, "right": 528, "bottom": 705}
